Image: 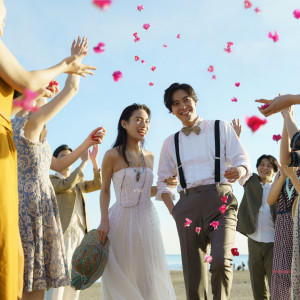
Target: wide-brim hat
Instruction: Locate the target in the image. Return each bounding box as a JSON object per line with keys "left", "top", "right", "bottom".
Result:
{"left": 71, "top": 229, "right": 109, "bottom": 290}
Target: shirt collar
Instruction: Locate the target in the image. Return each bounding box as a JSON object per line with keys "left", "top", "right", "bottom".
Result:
{"left": 55, "top": 172, "right": 65, "bottom": 179}
{"left": 182, "top": 115, "right": 203, "bottom": 129}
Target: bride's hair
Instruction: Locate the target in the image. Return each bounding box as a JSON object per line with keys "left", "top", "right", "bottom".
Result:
{"left": 112, "top": 103, "right": 151, "bottom": 165}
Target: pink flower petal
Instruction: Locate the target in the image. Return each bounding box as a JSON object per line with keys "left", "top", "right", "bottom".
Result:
{"left": 195, "top": 227, "right": 201, "bottom": 235}
{"left": 219, "top": 205, "right": 227, "bottom": 215}
{"left": 93, "top": 42, "right": 105, "bottom": 53}
{"left": 135, "top": 56, "right": 140, "bottom": 61}
{"left": 141, "top": 60, "right": 146, "bottom": 64}
{"left": 163, "top": 43, "right": 167, "bottom": 48}
{"left": 254, "top": 7, "right": 261, "bottom": 14}
{"left": 208, "top": 65, "right": 214, "bottom": 73}
{"left": 210, "top": 221, "right": 219, "bottom": 230}
{"left": 260, "top": 104, "right": 270, "bottom": 109}
{"left": 272, "top": 134, "right": 282, "bottom": 142}
{"left": 204, "top": 254, "right": 213, "bottom": 263}
{"left": 244, "top": 0, "right": 252, "bottom": 9}
{"left": 212, "top": 75, "right": 216, "bottom": 80}
{"left": 293, "top": 9, "right": 300, "bottom": 19}
{"left": 177, "top": 34, "right": 181, "bottom": 39}
{"left": 13, "top": 88, "right": 39, "bottom": 112}
{"left": 245, "top": 115, "right": 267, "bottom": 132}
{"left": 137, "top": 4, "right": 144, "bottom": 11}
{"left": 112, "top": 71, "right": 122, "bottom": 82}
{"left": 149, "top": 82, "right": 154, "bottom": 86}
{"left": 134, "top": 37, "right": 141, "bottom": 43}
{"left": 151, "top": 66, "right": 156, "bottom": 71}
{"left": 235, "top": 82, "right": 240, "bottom": 87}
{"left": 92, "top": 0, "right": 112, "bottom": 10}
{"left": 231, "top": 97, "right": 238, "bottom": 102}
{"left": 184, "top": 218, "right": 192, "bottom": 227}
{"left": 133, "top": 32, "right": 138, "bottom": 37}
{"left": 143, "top": 23, "right": 150, "bottom": 30}
{"left": 268, "top": 31, "right": 279, "bottom": 42}
{"left": 231, "top": 248, "right": 240, "bottom": 256}
{"left": 221, "top": 196, "right": 228, "bottom": 203}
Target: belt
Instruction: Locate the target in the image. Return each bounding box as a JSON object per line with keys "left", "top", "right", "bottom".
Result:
{"left": 179, "top": 183, "right": 231, "bottom": 197}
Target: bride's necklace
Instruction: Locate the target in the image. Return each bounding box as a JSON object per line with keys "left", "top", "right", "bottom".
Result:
{"left": 126, "top": 147, "right": 145, "bottom": 181}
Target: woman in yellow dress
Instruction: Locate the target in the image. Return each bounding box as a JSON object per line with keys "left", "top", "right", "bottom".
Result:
{"left": 0, "top": 2, "right": 96, "bottom": 299}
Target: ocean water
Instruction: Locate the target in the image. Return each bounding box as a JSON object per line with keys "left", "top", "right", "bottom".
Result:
{"left": 166, "top": 254, "right": 249, "bottom": 271}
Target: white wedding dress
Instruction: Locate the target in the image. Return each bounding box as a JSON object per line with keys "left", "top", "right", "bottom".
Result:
{"left": 101, "top": 167, "right": 176, "bottom": 300}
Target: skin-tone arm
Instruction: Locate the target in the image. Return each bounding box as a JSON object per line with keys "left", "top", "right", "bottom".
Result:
{"left": 24, "top": 38, "right": 88, "bottom": 143}
{"left": 0, "top": 37, "right": 96, "bottom": 93}
{"left": 89, "top": 144, "right": 100, "bottom": 171}
{"left": 151, "top": 176, "right": 178, "bottom": 197}
{"left": 97, "top": 151, "right": 114, "bottom": 244}
{"left": 280, "top": 113, "right": 291, "bottom": 165}
{"left": 282, "top": 108, "right": 298, "bottom": 140}
{"left": 162, "top": 193, "right": 175, "bottom": 215}
{"left": 256, "top": 94, "right": 300, "bottom": 117}
{"left": 230, "top": 118, "right": 241, "bottom": 138}
{"left": 51, "top": 127, "right": 106, "bottom": 173}
{"left": 282, "top": 166, "right": 300, "bottom": 194}
{"left": 267, "top": 164, "right": 287, "bottom": 205}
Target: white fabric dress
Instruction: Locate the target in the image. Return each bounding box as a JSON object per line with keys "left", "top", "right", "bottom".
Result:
{"left": 101, "top": 167, "right": 176, "bottom": 300}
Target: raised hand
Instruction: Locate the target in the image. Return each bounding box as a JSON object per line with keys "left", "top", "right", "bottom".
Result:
{"left": 71, "top": 36, "right": 88, "bottom": 57}
{"left": 89, "top": 144, "right": 99, "bottom": 161}
{"left": 84, "top": 127, "right": 106, "bottom": 148}
{"left": 230, "top": 118, "right": 241, "bottom": 138}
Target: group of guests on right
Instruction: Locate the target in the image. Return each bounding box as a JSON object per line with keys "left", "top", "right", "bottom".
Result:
{"left": 236, "top": 98, "right": 300, "bottom": 299}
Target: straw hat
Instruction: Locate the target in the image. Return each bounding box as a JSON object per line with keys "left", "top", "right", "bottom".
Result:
{"left": 71, "top": 229, "right": 109, "bottom": 290}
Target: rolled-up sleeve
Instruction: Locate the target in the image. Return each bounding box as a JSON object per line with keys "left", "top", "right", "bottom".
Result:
{"left": 156, "top": 136, "right": 177, "bottom": 201}
{"left": 223, "top": 121, "right": 252, "bottom": 185}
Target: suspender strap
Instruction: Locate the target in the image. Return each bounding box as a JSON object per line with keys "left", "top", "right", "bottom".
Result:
{"left": 214, "top": 120, "right": 221, "bottom": 183}
{"left": 174, "top": 132, "right": 187, "bottom": 189}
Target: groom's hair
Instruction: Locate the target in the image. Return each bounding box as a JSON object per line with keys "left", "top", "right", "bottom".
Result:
{"left": 164, "top": 83, "right": 198, "bottom": 113}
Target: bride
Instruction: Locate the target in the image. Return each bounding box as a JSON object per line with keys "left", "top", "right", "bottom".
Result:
{"left": 98, "top": 103, "right": 176, "bottom": 299}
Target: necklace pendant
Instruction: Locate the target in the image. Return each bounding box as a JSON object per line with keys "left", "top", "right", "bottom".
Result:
{"left": 136, "top": 172, "right": 140, "bottom": 182}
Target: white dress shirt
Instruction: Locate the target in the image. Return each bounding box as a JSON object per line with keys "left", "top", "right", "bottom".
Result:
{"left": 247, "top": 182, "right": 275, "bottom": 243}
{"left": 156, "top": 117, "right": 251, "bottom": 200}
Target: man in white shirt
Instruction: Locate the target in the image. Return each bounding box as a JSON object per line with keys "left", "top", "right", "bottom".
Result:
{"left": 157, "top": 83, "right": 251, "bottom": 300}
{"left": 237, "top": 155, "right": 277, "bottom": 300}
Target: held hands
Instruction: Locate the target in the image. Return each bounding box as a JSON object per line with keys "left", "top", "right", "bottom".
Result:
{"left": 230, "top": 118, "right": 241, "bottom": 138}
{"left": 256, "top": 94, "right": 294, "bottom": 117}
{"left": 97, "top": 221, "right": 109, "bottom": 244}
{"left": 84, "top": 127, "right": 106, "bottom": 147}
{"left": 165, "top": 175, "right": 178, "bottom": 188}
{"left": 224, "top": 167, "right": 242, "bottom": 183}
{"left": 89, "top": 144, "right": 99, "bottom": 161}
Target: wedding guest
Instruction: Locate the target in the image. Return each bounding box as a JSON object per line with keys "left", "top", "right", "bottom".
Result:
{"left": 46, "top": 144, "right": 101, "bottom": 300}
{"left": 12, "top": 38, "right": 104, "bottom": 300}
{"left": 0, "top": 1, "right": 95, "bottom": 298}
{"left": 98, "top": 104, "right": 176, "bottom": 299}
{"left": 157, "top": 83, "right": 251, "bottom": 300}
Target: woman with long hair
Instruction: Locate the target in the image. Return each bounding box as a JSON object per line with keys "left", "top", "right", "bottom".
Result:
{"left": 98, "top": 103, "right": 176, "bottom": 299}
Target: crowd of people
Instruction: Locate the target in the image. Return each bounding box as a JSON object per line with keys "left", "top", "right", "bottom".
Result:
{"left": 1, "top": 0, "right": 300, "bottom": 300}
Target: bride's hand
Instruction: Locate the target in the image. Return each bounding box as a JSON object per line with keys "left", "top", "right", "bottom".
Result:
{"left": 97, "top": 220, "right": 110, "bottom": 244}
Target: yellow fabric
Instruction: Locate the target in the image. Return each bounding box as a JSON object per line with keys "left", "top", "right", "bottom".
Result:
{"left": 0, "top": 79, "right": 24, "bottom": 300}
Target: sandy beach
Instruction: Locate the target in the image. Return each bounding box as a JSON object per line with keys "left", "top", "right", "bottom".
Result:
{"left": 79, "top": 270, "right": 254, "bottom": 299}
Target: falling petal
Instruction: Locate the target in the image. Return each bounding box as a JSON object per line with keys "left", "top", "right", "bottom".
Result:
{"left": 163, "top": 43, "right": 167, "bottom": 48}
{"left": 112, "top": 71, "right": 122, "bottom": 82}
{"left": 92, "top": 0, "right": 112, "bottom": 10}
{"left": 219, "top": 205, "right": 227, "bottom": 215}
{"left": 245, "top": 115, "right": 267, "bottom": 132}
{"left": 184, "top": 218, "right": 192, "bottom": 227}
{"left": 143, "top": 23, "right": 150, "bottom": 30}
{"left": 135, "top": 56, "right": 140, "bottom": 61}
{"left": 137, "top": 4, "right": 144, "bottom": 11}
{"left": 231, "top": 248, "right": 240, "bottom": 256}
{"left": 93, "top": 42, "right": 105, "bottom": 53}
{"left": 195, "top": 227, "right": 201, "bottom": 235}
{"left": 244, "top": 0, "right": 252, "bottom": 9}
{"left": 221, "top": 196, "right": 228, "bottom": 203}
{"left": 13, "top": 88, "right": 39, "bottom": 112}
{"left": 141, "top": 60, "right": 146, "bottom": 64}
{"left": 268, "top": 31, "right": 279, "bottom": 42}
{"left": 204, "top": 254, "right": 213, "bottom": 263}
{"left": 149, "top": 82, "right": 154, "bottom": 86}
{"left": 231, "top": 97, "right": 238, "bottom": 102}
{"left": 208, "top": 65, "right": 214, "bottom": 73}
{"left": 254, "top": 7, "right": 261, "bottom": 14}
{"left": 260, "top": 104, "right": 270, "bottom": 109}
{"left": 294, "top": 9, "right": 300, "bottom": 19}
{"left": 235, "top": 82, "right": 240, "bottom": 87}
{"left": 272, "top": 134, "right": 282, "bottom": 142}
{"left": 177, "top": 34, "right": 181, "bottom": 39}
{"left": 210, "top": 221, "right": 219, "bottom": 230}
{"left": 212, "top": 75, "right": 216, "bottom": 80}
{"left": 151, "top": 66, "right": 156, "bottom": 71}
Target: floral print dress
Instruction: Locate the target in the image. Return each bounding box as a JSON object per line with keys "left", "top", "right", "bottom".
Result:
{"left": 12, "top": 115, "right": 69, "bottom": 292}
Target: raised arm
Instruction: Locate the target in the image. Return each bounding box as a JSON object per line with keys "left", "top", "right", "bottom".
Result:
{"left": 230, "top": 118, "right": 241, "bottom": 139}
{"left": 282, "top": 108, "right": 298, "bottom": 141}
{"left": 280, "top": 112, "right": 291, "bottom": 166}
{"left": 0, "top": 37, "right": 96, "bottom": 93}
{"left": 267, "top": 165, "right": 286, "bottom": 205}
{"left": 51, "top": 127, "right": 106, "bottom": 173}
{"left": 256, "top": 94, "right": 300, "bottom": 117}
{"left": 97, "top": 150, "right": 114, "bottom": 244}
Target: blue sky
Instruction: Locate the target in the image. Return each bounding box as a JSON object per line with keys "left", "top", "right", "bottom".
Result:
{"left": 4, "top": 0, "right": 300, "bottom": 254}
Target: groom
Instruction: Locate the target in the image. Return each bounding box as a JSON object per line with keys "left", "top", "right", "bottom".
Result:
{"left": 156, "top": 83, "right": 251, "bottom": 300}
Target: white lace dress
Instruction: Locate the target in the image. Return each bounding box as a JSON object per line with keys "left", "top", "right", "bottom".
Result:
{"left": 101, "top": 167, "right": 176, "bottom": 300}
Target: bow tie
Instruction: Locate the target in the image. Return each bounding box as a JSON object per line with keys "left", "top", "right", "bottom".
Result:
{"left": 181, "top": 126, "right": 201, "bottom": 136}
